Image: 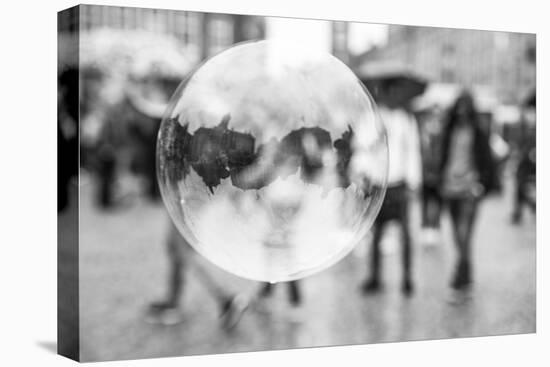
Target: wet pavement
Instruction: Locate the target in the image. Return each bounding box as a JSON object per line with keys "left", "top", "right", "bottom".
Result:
{"left": 76, "top": 176, "right": 535, "bottom": 362}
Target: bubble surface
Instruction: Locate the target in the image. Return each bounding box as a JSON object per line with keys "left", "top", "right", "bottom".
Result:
{"left": 157, "top": 40, "right": 388, "bottom": 282}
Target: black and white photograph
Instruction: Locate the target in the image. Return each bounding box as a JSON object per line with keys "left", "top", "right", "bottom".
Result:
{"left": 56, "top": 2, "right": 536, "bottom": 363}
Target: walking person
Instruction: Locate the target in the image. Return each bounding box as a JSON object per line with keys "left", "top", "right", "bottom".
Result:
{"left": 419, "top": 106, "right": 445, "bottom": 246}
{"left": 362, "top": 80, "right": 422, "bottom": 295}
{"left": 511, "top": 94, "right": 536, "bottom": 224}
{"left": 255, "top": 280, "right": 302, "bottom": 308}
{"left": 58, "top": 67, "right": 79, "bottom": 212}
{"left": 438, "top": 91, "right": 497, "bottom": 290}
{"left": 147, "top": 222, "right": 249, "bottom": 330}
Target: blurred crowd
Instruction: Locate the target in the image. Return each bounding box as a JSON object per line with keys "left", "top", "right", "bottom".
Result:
{"left": 58, "top": 24, "right": 536, "bottom": 331}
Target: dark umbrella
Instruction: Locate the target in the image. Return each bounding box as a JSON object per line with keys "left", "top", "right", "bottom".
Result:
{"left": 357, "top": 60, "right": 428, "bottom": 107}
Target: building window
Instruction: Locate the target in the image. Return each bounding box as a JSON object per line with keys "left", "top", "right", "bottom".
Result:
{"left": 108, "top": 6, "right": 122, "bottom": 29}
{"left": 122, "top": 7, "right": 136, "bottom": 30}
{"left": 80, "top": 6, "right": 92, "bottom": 31}
{"left": 156, "top": 9, "right": 169, "bottom": 33}
{"left": 143, "top": 9, "right": 156, "bottom": 32}
{"left": 90, "top": 5, "right": 102, "bottom": 29}
{"left": 209, "top": 16, "right": 234, "bottom": 55}
{"left": 187, "top": 12, "right": 201, "bottom": 46}
{"left": 174, "top": 11, "right": 188, "bottom": 42}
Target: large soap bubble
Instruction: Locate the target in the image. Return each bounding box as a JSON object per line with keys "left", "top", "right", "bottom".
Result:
{"left": 157, "top": 40, "right": 388, "bottom": 282}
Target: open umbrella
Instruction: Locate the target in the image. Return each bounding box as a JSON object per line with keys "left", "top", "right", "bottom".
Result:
{"left": 79, "top": 29, "right": 200, "bottom": 79}
{"left": 357, "top": 59, "right": 428, "bottom": 105}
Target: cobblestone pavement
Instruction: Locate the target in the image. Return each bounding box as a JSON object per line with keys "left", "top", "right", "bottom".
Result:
{"left": 76, "top": 177, "right": 535, "bottom": 362}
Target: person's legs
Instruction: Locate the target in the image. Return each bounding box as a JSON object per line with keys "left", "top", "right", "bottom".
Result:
{"left": 462, "top": 198, "right": 478, "bottom": 251}
{"left": 259, "top": 282, "right": 273, "bottom": 297}
{"left": 363, "top": 221, "right": 385, "bottom": 292}
{"left": 448, "top": 199, "right": 463, "bottom": 288}
{"left": 98, "top": 152, "right": 116, "bottom": 209}
{"left": 150, "top": 225, "right": 186, "bottom": 310}
{"left": 432, "top": 188, "right": 443, "bottom": 229}
{"left": 448, "top": 197, "right": 478, "bottom": 289}
{"left": 287, "top": 281, "right": 301, "bottom": 306}
{"left": 526, "top": 193, "right": 536, "bottom": 214}
{"left": 421, "top": 186, "right": 439, "bottom": 228}
{"left": 398, "top": 194, "right": 413, "bottom": 295}
{"left": 145, "top": 145, "right": 161, "bottom": 201}
{"left": 149, "top": 224, "right": 248, "bottom": 328}
{"left": 421, "top": 186, "right": 442, "bottom": 247}
{"left": 512, "top": 177, "right": 525, "bottom": 224}
{"left": 421, "top": 185, "right": 430, "bottom": 228}
{"left": 190, "top": 258, "right": 237, "bottom": 307}
{"left": 187, "top": 243, "right": 250, "bottom": 328}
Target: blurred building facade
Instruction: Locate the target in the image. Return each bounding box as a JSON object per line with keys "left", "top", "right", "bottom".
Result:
{"left": 331, "top": 22, "right": 350, "bottom": 64}
{"left": 355, "top": 25, "right": 535, "bottom": 104}
{"left": 58, "top": 5, "right": 266, "bottom": 61}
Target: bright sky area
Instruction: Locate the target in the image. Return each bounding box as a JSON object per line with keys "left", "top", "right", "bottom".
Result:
{"left": 266, "top": 16, "right": 388, "bottom": 55}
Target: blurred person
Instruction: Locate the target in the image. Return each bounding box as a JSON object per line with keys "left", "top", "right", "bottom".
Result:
{"left": 80, "top": 67, "right": 108, "bottom": 170}
{"left": 255, "top": 281, "right": 302, "bottom": 310}
{"left": 481, "top": 112, "right": 510, "bottom": 195}
{"left": 137, "top": 79, "right": 248, "bottom": 329}
{"left": 511, "top": 97, "right": 536, "bottom": 224}
{"left": 77, "top": 67, "right": 130, "bottom": 209}
{"left": 418, "top": 105, "right": 445, "bottom": 246}
{"left": 58, "top": 67, "right": 79, "bottom": 212}
{"left": 362, "top": 81, "right": 422, "bottom": 296}
{"left": 147, "top": 222, "right": 249, "bottom": 329}
{"left": 489, "top": 127, "right": 511, "bottom": 195}
{"left": 94, "top": 101, "right": 128, "bottom": 209}
{"left": 123, "top": 74, "right": 181, "bottom": 201}
{"left": 248, "top": 280, "right": 304, "bottom": 324}
{"left": 124, "top": 75, "right": 166, "bottom": 201}
{"left": 438, "top": 91, "right": 497, "bottom": 290}
{"left": 91, "top": 74, "right": 168, "bottom": 208}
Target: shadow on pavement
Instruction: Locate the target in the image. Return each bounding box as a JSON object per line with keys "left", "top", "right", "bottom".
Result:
{"left": 36, "top": 341, "right": 57, "bottom": 354}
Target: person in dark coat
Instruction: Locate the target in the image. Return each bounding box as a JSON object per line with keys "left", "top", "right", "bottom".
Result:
{"left": 418, "top": 106, "right": 445, "bottom": 245}
{"left": 511, "top": 95, "right": 536, "bottom": 224}
{"left": 438, "top": 90, "right": 498, "bottom": 290}
{"left": 58, "top": 68, "right": 79, "bottom": 212}
{"left": 362, "top": 80, "right": 422, "bottom": 296}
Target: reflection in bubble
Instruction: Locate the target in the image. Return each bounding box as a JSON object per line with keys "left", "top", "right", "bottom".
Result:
{"left": 157, "top": 40, "right": 388, "bottom": 282}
